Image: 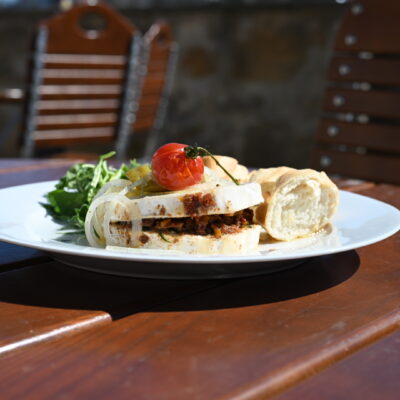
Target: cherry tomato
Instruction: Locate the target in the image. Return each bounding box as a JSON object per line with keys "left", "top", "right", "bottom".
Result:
{"left": 152, "top": 143, "right": 204, "bottom": 190}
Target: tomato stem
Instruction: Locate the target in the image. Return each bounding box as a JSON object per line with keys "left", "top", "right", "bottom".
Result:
{"left": 185, "top": 146, "right": 240, "bottom": 185}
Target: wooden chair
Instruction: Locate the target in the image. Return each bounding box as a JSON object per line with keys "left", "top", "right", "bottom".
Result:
{"left": 20, "top": 0, "right": 140, "bottom": 159}
{"left": 116, "top": 21, "right": 179, "bottom": 159}
{"left": 10, "top": 1, "right": 177, "bottom": 160}
{"left": 311, "top": 0, "right": 400, "bottom": 184}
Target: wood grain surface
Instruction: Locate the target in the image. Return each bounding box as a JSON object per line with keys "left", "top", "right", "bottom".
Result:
{"left": 312, "top": 0, "right": 400, "bottom": 183}
{"left": 0, "top": 161, "right": 398, "bottom": 400}
{"left": 316, "top": 119, "right": 400, "bottom": 153}
{"left": 0, "top": 160, "right": 75, "bottom": 189}
{"left": 335, "top": 0, "right": 400, "bottom": 54}
{"left": 0, "top": 223, "right": 398, "bottom": 399}
{"left": 312, "top": 148, "right": 400, "bottom": 185}
{"left": 0, "top": 260, "right": 218, "bottom": 357}
{"left": 275, "top": 329, "right": 400, "bottom": 400}
{"left": 0, "top": 159, "right": 218, "bottom": 356}
{"left": 0, "top": 159, "right": 77, "bottom": 266}
{"left": 328, "top": 56, "right": 400, "bottom": 86}
{"left": 0, "top": 241, "right": 47, "bottom": 272}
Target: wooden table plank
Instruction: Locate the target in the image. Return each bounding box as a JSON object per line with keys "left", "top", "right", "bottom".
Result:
{"left": 0, "top": 242, "right": 48, "bottom": 271}
{"left": 358, "top": 183, "right": 400, "bottom": 207}
{"left": 0, "top": 164, "right": 73, "bottom": 189}
{"left": 0, "top": 260, "right": 111, "bottom": 356}
{"left": 0, "top": 228, "right": 398, "bottom": 399}
{"left": 0, "top": 159, "right": 218, "bottom": 358}
{"left": 0, "top": 159, "right": 91, "bottom": 267}
{"left": 0, "top": 158, "right": 81, "bottom": 174}
{"left": 275, "top": 329, "right": 400, "bottom": 400}
{"left": 332, "top": 177, "right": 376, "bottom": 193}
{"left": 0, "top": 260, "right": 219, "bottom": 357}
{"left": 0, "top": 163, "right": 77, "bottom": 265}
{"left": 0, "top": 161, "right": 398, "bottom": 399}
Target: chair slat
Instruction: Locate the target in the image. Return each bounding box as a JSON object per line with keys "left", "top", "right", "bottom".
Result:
{"left": 38, "top": 84, "right": 122, "bottom": 100}
{"left": 42, "top": 68, "right": 124, "bottom": 85}
{"left": 42, "top": 78, "right": 124, "bottom": 85}
{"left": 43, "top": 54, "right": 127, "bottom": 66}
{"left": 35, "top": 113, "right": 117, "bottom": 130}
{"left": 147, "top": 48, "right": 172, "bottom": 62}
{"left": 133, "top": 116, "right": 156, "bottom": 133}
{"left": 141, "top": 78, "right": 165, "bottom": 93}
{"left": 36, "top": 100, "right": 160, "bottom": 118}
{"left": 328, "top": 56, "right": 400, "bottom": 86}
{"left": 312, "top": 148, "right": 400, "bottom": 184}
{"left": 323, "top": 88, "right": 400, "bottom": 119}
{"left": 37, "top": 79, "right": 164, "bottom": 100}
{"left": 317, "top": 119, "right": 400, "bottom": 153}
{"left": 37, "top": 99, "right": 119, "bottom": 115}
{"left": 135, "top": 106, "right": 157, "bottom": 121}
{"left": 334, "top": 0, "right": 400, "bottom": 54}
{"left": 36, "top": 113, "right": 117, "bottom": 124}
{"left": 136, "top": 94, "right": 165, "bottom": 108}
{"left": 147, "top": 62, "right": 168, "bottom": 74}
{"left": 39, "top": 84, "right": 122, "bottom": 95}
{"left": 35, "top": 127, "right": 115, "bottom": 146}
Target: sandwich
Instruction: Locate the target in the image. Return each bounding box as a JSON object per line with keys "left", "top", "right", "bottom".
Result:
{"left": 83, "top": 143, "right": 338, "bottom": 254}
{"left": 84, "top": 175, "right": 264, "bottom": 255}
{"left": 247, "top": 167, "right": 339, "bottom": 241}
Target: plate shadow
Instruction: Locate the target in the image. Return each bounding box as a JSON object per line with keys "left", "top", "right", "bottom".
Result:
{"left": 0, "top": 251, "right": 359, "bottom": 319}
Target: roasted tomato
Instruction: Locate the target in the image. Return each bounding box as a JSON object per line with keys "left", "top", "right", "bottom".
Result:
{"left": 151, "top": 143, "right": 204, "bottom": 190}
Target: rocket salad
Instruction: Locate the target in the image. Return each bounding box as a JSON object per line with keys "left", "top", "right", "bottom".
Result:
{"left": 42, "top": 152, "right": 139, "bottom": 231}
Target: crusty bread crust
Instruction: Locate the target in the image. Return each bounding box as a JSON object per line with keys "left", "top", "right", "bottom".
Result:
{"left": 248, "top": 167, "right": 339, "bottom": 241}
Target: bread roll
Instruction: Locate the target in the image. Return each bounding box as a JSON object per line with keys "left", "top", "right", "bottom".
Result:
{"left": 203, "top": 155, "right": 249, "bottom": 183}
{"left": 248, "top": 167, "right": 339, "bottom": 241}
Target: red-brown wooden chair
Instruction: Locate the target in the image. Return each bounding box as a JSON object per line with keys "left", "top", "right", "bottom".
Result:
{"left": 19, "top": 0, "right": 141, "bottom": 159}
{"left": 116, "top": 21, "right": 179, "bottom": 159}
{"left": 311, "top": 0, "right": 400, "bottom": 184}
{"left": 2, "top": 1, "right": 178, "bottom": 160}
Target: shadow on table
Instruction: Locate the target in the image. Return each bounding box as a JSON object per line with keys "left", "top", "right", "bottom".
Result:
{"left": 0, "top": 251, "right": 359, "bottom": 319}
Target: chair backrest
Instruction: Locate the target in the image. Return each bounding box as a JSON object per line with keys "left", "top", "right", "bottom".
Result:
{"left": 311, "top": 0, "right": 400, "bottom": 184}
{"left": 21, "top": 0, "right": 139, "bottom": 158}
{"left": 20, "top": 1, "right": 178, "bottom": 160}
{"left": 116, "top": 21, "right": 179, "bottom": 158}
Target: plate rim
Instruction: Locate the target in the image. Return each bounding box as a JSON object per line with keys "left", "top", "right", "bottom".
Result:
{"left": 0, "top": 180, "right": 399, "bottom": 265}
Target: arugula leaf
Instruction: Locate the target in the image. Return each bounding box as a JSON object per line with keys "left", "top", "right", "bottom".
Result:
{"left": 42, "top": 151, "right": 139, "bottom": 231}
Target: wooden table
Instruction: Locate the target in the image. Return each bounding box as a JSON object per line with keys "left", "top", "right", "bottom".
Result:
{"left": 0, "top": 159, "right": 399, "bottom": 400}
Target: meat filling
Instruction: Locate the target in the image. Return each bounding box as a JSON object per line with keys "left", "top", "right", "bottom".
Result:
{"left": 112, "top": 209, "right": 254, "bottom": 238}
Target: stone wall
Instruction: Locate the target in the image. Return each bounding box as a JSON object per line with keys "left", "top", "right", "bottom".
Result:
{"left": 0, "top": 4, "right": 344, "bottom": 167}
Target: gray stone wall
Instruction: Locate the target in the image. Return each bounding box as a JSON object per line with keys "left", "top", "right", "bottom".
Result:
{"left": 0, "top": 5, "right": 344, "bottom": 167}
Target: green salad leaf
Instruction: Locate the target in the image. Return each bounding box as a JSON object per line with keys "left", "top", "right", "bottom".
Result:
{"left": 42, "top": 151, "right": 139, "bottom": 231}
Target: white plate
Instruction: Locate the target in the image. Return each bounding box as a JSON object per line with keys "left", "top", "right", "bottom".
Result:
{"left": 0, "top": 181, "right": 399, "bottom": 279}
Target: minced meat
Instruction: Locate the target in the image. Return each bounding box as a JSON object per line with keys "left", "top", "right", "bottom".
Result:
{"left": 110, "top": 209, "right": 254, "bottom": 237}
{"left": 146, "top": 209, "right": 253, "bottom": 236}
{"left": 181, "top": 192, "right": 216, "bottom": 216}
